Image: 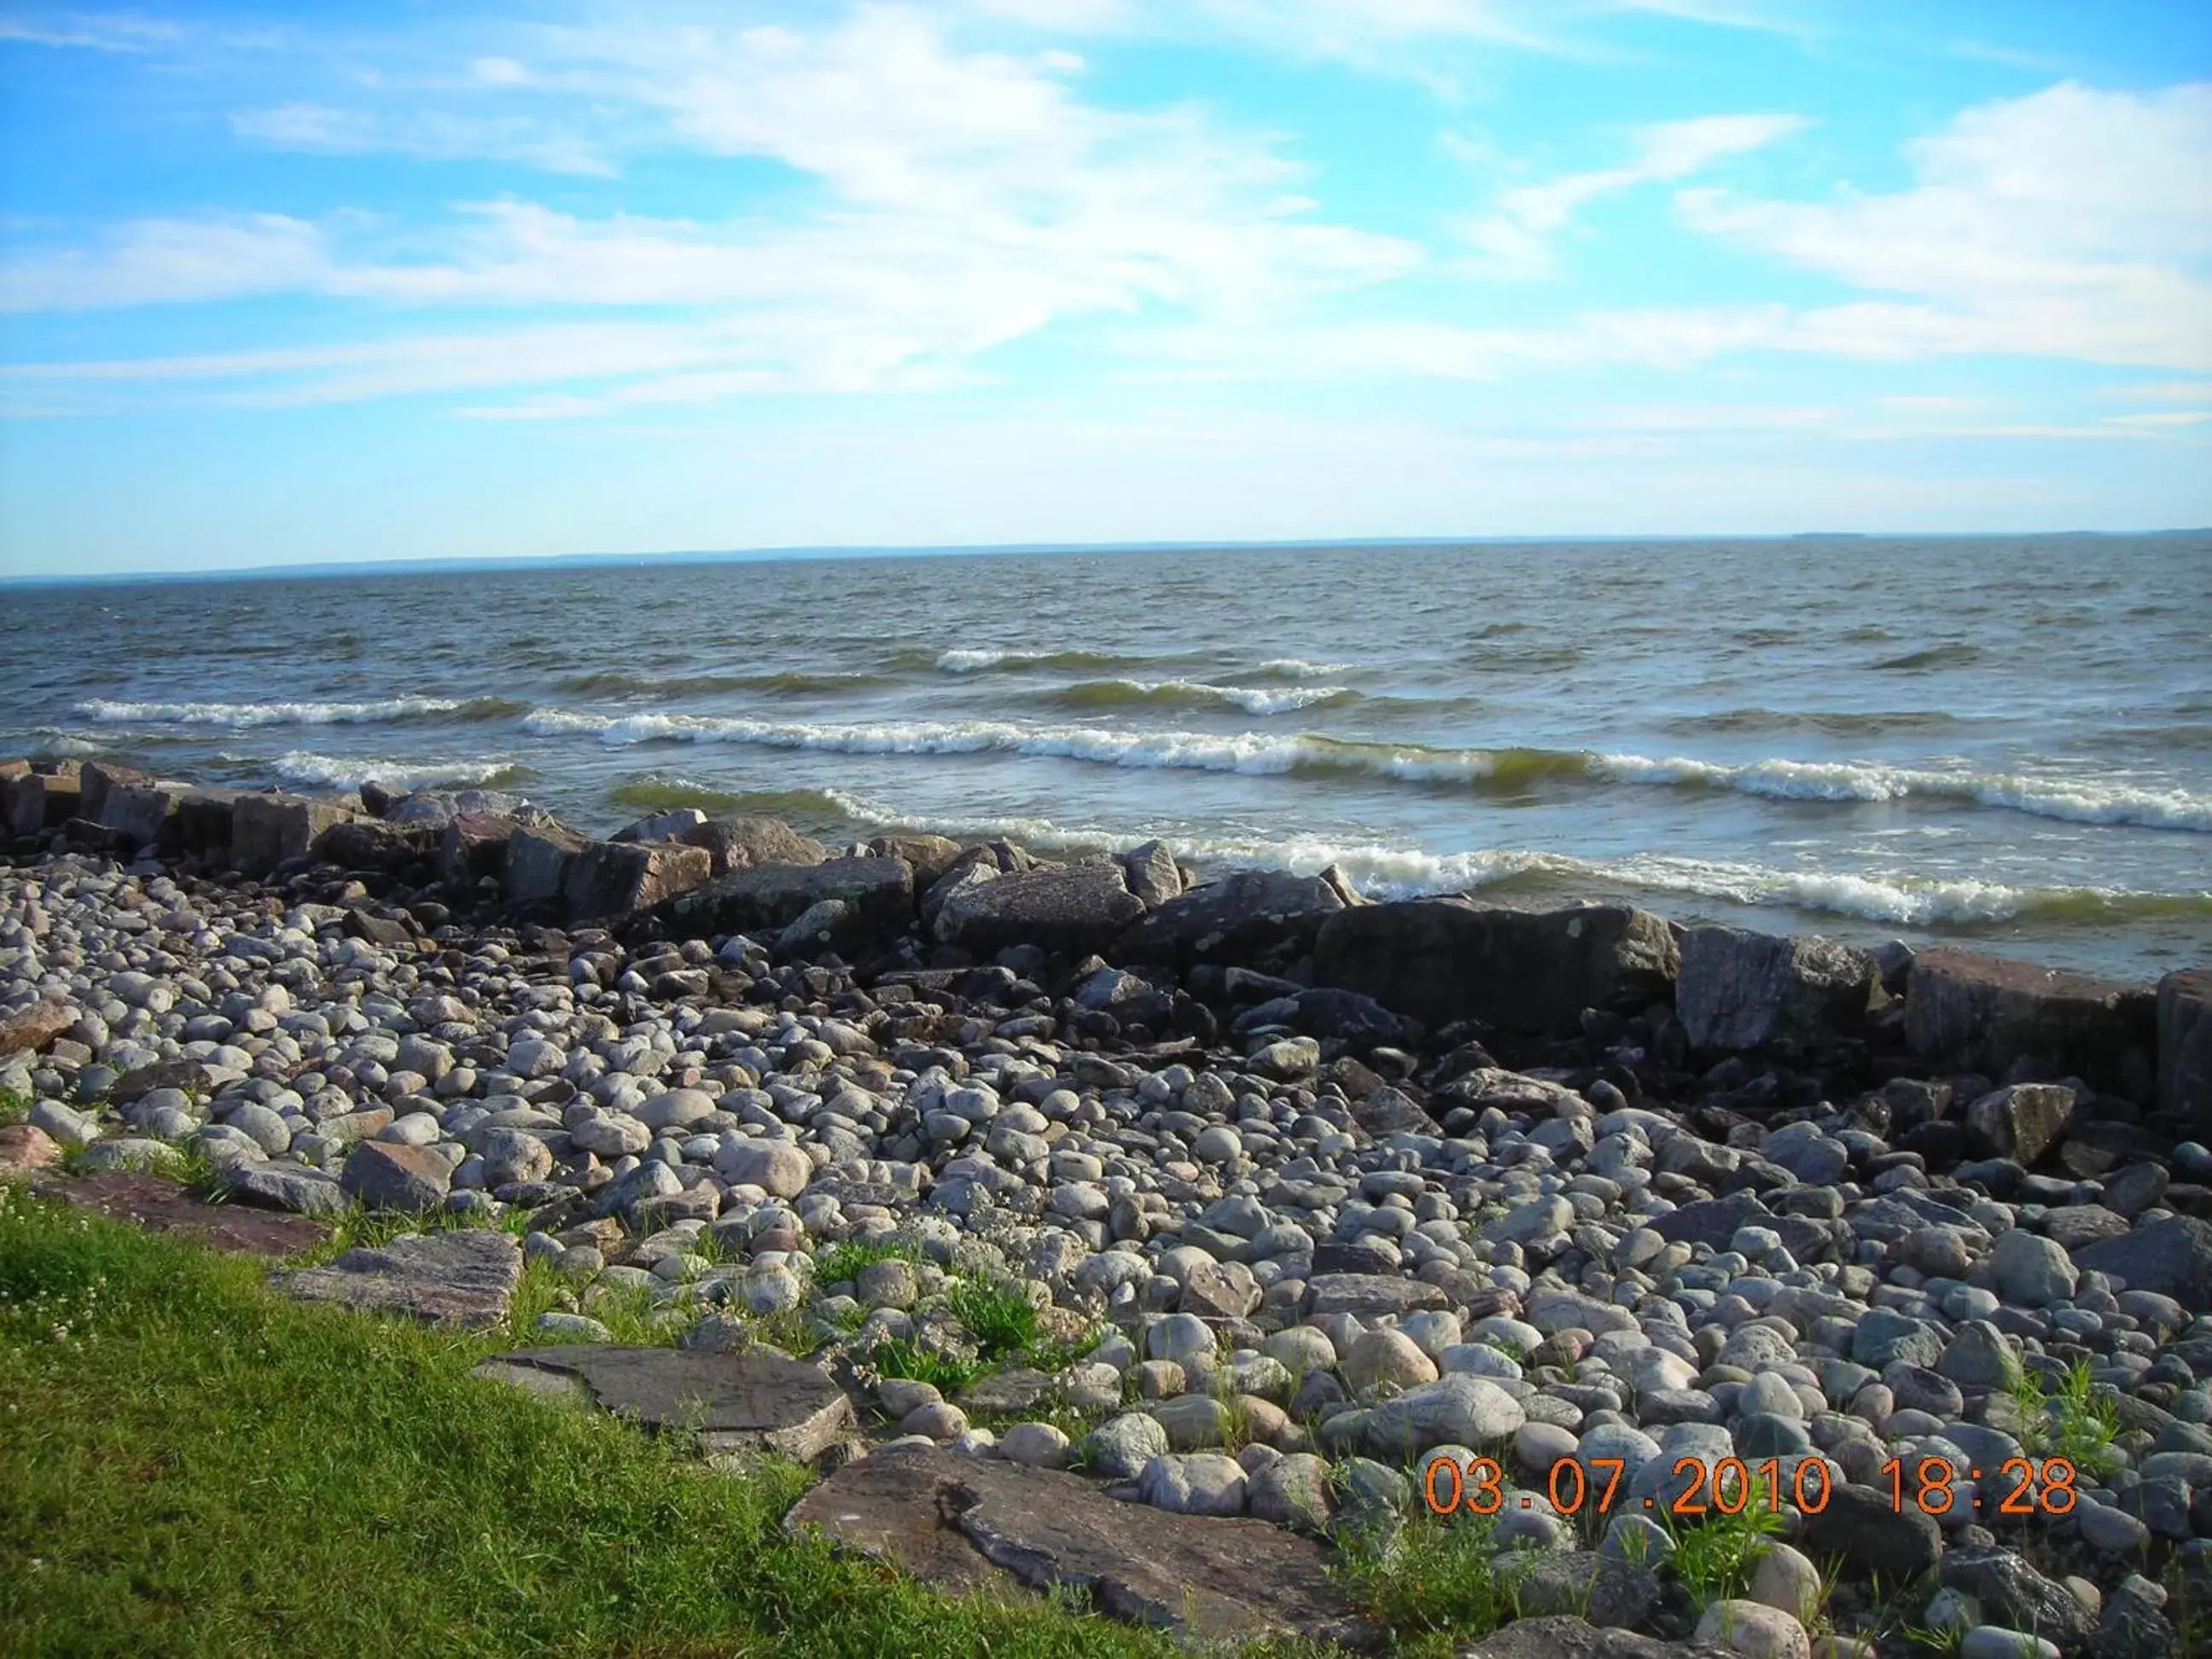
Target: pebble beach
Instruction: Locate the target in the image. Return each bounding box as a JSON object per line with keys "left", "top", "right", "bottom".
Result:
{"left": 3, "top": 757, "right": 2209, "bottom": 1656}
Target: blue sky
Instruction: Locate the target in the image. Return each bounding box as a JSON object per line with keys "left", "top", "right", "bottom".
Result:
{"left": 1, "top": 0, "right": 2209, "bottom": 576}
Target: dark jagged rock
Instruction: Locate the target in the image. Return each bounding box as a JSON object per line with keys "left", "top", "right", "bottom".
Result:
{"left": 934, "top": 862, "right": 1144, "bottom": 958}
{"left": 1675, "top": 925, "right": 1877, "bottom": 1052}
{"left": 786, "top": 1442, "right": 1375, "bottom": 1647}
{"left": 566, "top": 839, "right": 713, "bottom": 921}
{"left": 2159, "top": 967, "right": 2212, "bottom": 1131}
{"left": 501, "top": 821, "right": 588, "bottom": 905}
{"left": 667, "top": 854, "right": 914, "bottom": 940}
{"left": 2071, "top": 1214, "right": 2212, "bottom": 1302}
{"left": 1905, "top": 946, "right": 2157, "bottom": 1103}
{"left": 1112, "top": 869, "right": 1351, "bottom": 972}
{"left": 691, "top": 815, "right": 830, "bottom": 874}
{"left": 1313, "top": 898, "right": 1678, "bottom": 1037}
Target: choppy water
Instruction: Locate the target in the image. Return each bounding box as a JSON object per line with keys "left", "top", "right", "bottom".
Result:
{"left": 4, "top": 536, "right": 2209, "bottom": 981}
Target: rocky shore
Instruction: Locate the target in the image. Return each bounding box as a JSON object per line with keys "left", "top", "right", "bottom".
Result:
{"left": 3, "top": 755, "right": 2210, "bottom": 1657}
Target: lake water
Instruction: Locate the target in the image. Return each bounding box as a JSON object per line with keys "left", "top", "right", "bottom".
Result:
{"left": 4, "top": 534, "right": 2208, "bottom": 981}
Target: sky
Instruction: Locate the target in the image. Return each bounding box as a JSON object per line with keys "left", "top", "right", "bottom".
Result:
{"left": 1, "top": 1, "right": 2209, "bottom": 577}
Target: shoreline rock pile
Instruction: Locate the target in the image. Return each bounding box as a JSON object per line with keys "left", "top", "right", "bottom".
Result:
{"left": 3, "top": 755, "right": 2210, "bottom": 1656}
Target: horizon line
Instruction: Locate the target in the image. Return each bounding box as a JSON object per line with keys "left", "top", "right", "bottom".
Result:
{"left": 3, "top": 526, "right": 2206, "bottom": 589}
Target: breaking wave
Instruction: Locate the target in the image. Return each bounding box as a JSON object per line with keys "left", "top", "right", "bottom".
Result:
{"left": 264, "top": 752, "right": 526, "bottom": 790}
{"left": 75, "top": 696, "right": 524, "bottom": 728}
{"left": 522, "top": 706, "right": 2212, "bottom": 833}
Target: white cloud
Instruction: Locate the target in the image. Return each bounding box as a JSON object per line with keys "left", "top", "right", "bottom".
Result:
{"left": 3, "top": 9, "right": 1420, "bottom": 408}
{"left": 1676, "top": 81, "right": 2212, "bottom": 369}
{"left": 230, "top": 102, "right": 619, "bottom": 175}
{"left": 2105, "top": 410, "right": 2212, "bottom": 428}
{"left": 1464, "top": 113, "right": 1806, "bottom": 276}
{"left": 0, "top": 215, "right": 328, "bottom": 311}
{"left": 0, "top": 9, "right": 179, "bottom": 52}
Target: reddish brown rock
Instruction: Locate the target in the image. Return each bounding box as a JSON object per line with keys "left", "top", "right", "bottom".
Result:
{"left": 33, "top": 1170, "right": 329, "bottom": 1254}
{"left": 0, "top": 1122, "right": 64, "bottom": 1179}
{"left": 0, "top": 999, "right": 75, "bottom": 1057}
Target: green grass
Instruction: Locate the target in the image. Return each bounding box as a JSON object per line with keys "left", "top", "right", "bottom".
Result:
{"left": 0, "top": 1086, "right": 32, "bottom": 1126}
{"left": 869, "top": 1337, "right": 986, "bottom": 1397}
{"left": 2009, "top": 1359, "right": 2124, "bottom": 1476}
{"left": 1332, "top": 1510, "right": 1506, "bottom": 1657}
{"left": 0, "top": 1185, "right": 1238, "bottom": 1659}
{"left": 1665, "top": 1468, "right": 1785, "bottom": 1610}
{"left": 810, "top": 1237, "right": 923, "bottom": 1289}
{"left": 945, "top": 1278, "right": 1042, "bottom": 1360}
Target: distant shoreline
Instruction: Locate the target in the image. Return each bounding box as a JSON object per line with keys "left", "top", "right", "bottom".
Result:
{"left": 5, "top": 526, "right": 2207, "bottom": 591}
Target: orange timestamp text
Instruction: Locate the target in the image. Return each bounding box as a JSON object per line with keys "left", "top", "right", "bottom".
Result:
{"left": 1417, "top": 1453, "right": 2081, "bottom": 1518}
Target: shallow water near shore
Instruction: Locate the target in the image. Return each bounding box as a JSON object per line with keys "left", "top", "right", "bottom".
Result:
{"left": 6, "top": 533, "right": 2209, "bottom": 980}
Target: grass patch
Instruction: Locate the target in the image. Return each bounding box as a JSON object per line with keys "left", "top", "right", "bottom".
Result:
{"left": 0, "top": 1186, "right": 1221, "bottom": 1659}
{"left": 2010, "top": 1358, "right": 2124, "bottom": 1476}
{"left": 0, "top": 1086, "right": 32, "bottom": 1126}
{"left": 946, "top": 1277, "right": 1040, "bottom": 1361}
{"left": 1667, "top": 1467, "right": 1785, "bottom": 1610}
{"left": 812, "top": 1237, "right": 923, "bottom": 1289}
{"left": 1333, "top": 1509, "right": 1507, "bottom": 1657}
{"left": 870, "top": 1337, "right": 986, "bottom": 1396}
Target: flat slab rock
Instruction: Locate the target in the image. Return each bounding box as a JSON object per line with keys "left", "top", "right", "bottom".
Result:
{"left": 1459, "top": 1615, "right": 1738, "bottom": 1659}
{"left": 35, "top": 1171, "right": 329, "bottom": 1256}
{"left": 475, "top": 1345, "right": 859, "bottom": 1463}
{"left": 787, "top": 1441, "right": 1377, "bottom": 1648}
{"left": 272, "top": 1227, "right": 519, "bottom": 1328}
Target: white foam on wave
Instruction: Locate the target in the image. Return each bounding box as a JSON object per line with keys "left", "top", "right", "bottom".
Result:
{"left": 1593, "top": 752, "right": 2212, "bottom": 833}
{"left": 1079, "top": 678, "right": 1348, "bottom": 715}
{"left": 936, "top": 649, "right": 1016, "bottom": 672}
{"left": 266, "top": 751, "right": 515, "bottom": 790}
{"left": 524, "top": 707, "right": 1493, "bottom": 781}
{"left": 77, "top": 696, "right": 463, "bottom": 729}
{"left": 1255, "top": 657, "right": 1356, "bottom": 678}
{"left": 819, "top": 795, "right": 2178, "bottom": 927}
{"left": 525, "top": 706, "right": 2212, "bottom": 834}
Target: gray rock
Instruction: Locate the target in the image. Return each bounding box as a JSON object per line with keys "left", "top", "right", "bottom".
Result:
{"left": 1083, "top": 1412, "right": 1171, "bottom": 1479}
{"left": 1138, "top": 1452, "right": 1247, "bottom": 1516}
{"left": 788, "top": 1443, "right": 1374, "bottom": 1647}
{"left": 274, "top": 1228, "right": 520, "bottom": 1329}
{"left": 2072, "top": 1216, "right": 2212, "bottom": 1302}
{"left": 224, "top": 1158, "right": 350, "bottom": 1216}
{"left": 1992, "top": 1228, "right": 2079, "bottom": 1306}
{"left": 1940, "top": 1547, "right": 2094, "bottom": 1649}
{"left": 1313, "top": 897, "right": 1677, "bottom": 1037}
{"left": 1676, "top": 927, "right": 1876, "bottom": 1052}
{"left": 339, "top": 1139, "right": 453, "bottom": 1214}
{"left": 481, "top": 1343, "right": 859, "bottom": 1463}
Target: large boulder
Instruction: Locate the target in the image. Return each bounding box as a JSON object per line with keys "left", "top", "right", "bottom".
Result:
{"left": 666, "top": 854, "right": 914, "bottom": 941}
{"left": 503, "top": 822, "right": 589, "bottom": 906}
{"left": 2070, "top": 1215, "right": 2212, "bottom": 1303}
{"left": 934, "top": 862, "right": 1144, "bottom": 958}
{"left": 439, "top": 811, "right": 518, "bottom": 886}
{"left": 689, "top": 815, "right": 829, "bottom": 875}
{"left": 868, "top": 834, "right": 965, "bottom": 888}
{"left": 2157, "top": 969, "right": 2211, "bottom": 1132}
{"left": 565, "top": 839, "right": 713, "bottom": 921}
{"left": 232, "top": 792, "right": 356, "bottom": 873}
{"left": 1111, "top": 869, "right": 1352, "bottom": 972}
{"left": 1676, "top": 927, "right": 1877, "bottom": 1052}
{"left": 314, "top": 817, "right": 437, "bottom": 870}
{"left": 79, "top": 760, "right": 151, "bottom": 824}
{"left": 1904, "top": 947, "right": 2157, "bottom": 1103}
{"left": 174, "top": 788, "right": 243, "bottom": 859}
{"left": 4, "top": 762, "right": 81, "bottom": 836}
{"left": 1313, "top": 898, "right": 1678, "bottom": 1036}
